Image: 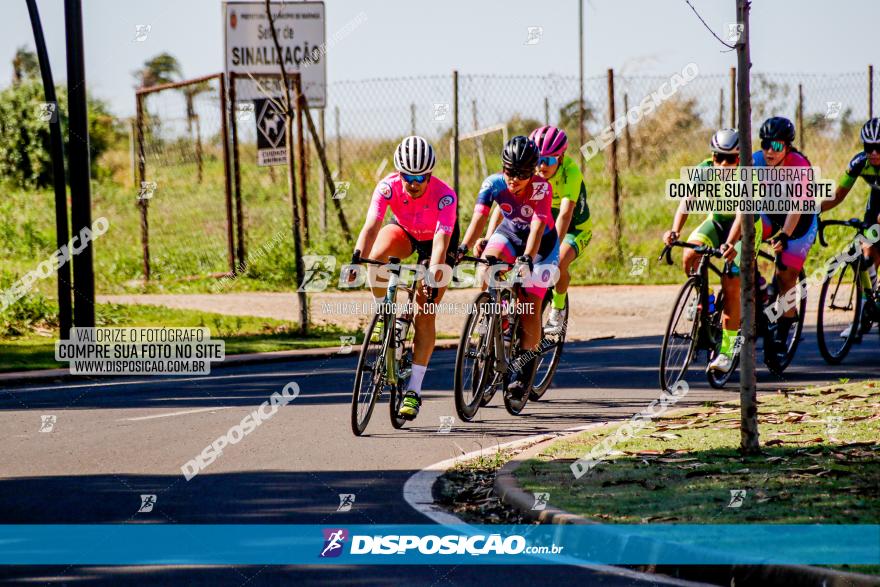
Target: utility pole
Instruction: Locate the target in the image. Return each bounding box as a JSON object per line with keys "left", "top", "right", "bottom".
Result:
{"left": 736, "top": 0, "right": 759, "bottom": 455}
{"left": 64, "top": 0, "right": 95, "bottom": 328}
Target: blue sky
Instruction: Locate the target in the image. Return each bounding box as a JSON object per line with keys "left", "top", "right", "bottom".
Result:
{"left": 1, "top": 0, "right": 875, "bottom": 117}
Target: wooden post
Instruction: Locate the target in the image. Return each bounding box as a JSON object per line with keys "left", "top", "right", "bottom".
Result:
{"left": 410, "top": 103, "right": 416, "bottom": 136}
{"left": 135, "top": 92, "right": 150, "bottom": 281}
{"left": 335, "top": 105, "right": 342, "bottom": 177}
{"left": 623, "top": 92, "right": 632, "bottom": 167}
{"left": 718, "top": 88, "right": 724, "bottom": 129}
{"left": 319, "top": 108, "right": 326, "bottom": 231}
{"left": 294, "top": 76, "right": 310, "bottom": 246}
{"left": 544, "top": 96, "right": 550, "bottom": 126}
{"left": 229, "top": 71, "right": 245, "bottom": 270}
{"left": 729, "top": 66, "right": 736, "bottom": 128}
{"left": 736, "top": 0, "right": 759, "bottom": 455}
{"left": 607, "top": 68, "right": 621, "bottom": 257}
{"left": 869, "top": 65, "right": 874, "bottom": 119}
{"left": 218, "top": 73, "right": 236, "bottom": 275}
{"left": 797, "top": 83, "right": 805, "bottom": 151}
{"left": 453, "top": 70, "right": 459, "bottom": 198}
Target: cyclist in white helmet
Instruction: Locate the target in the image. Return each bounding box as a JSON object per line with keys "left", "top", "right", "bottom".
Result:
{"left": 663, "top": 129, "right": 744, "bottom": 373}
{"left": 349, "top": 136, "right": 459, "bottom": 421}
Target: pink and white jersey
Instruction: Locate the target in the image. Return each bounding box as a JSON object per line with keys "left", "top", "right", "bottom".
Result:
{"left": 368, "top": 173, "right": 458, "bottom": 241}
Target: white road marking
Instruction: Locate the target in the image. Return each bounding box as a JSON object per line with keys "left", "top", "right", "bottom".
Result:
{"left": 123, "top": 407, "right": 232, "bottom": 421}
{"left": 402, "top": 420, "right": 712, "bottom": 586}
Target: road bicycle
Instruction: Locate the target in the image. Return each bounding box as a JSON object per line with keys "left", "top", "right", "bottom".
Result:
{"left": 816, "top": 217, "right": 880, "bottom": 363}
{"left": 453, "top": 255, "right": 533, "bottom": 420}
{"left": 658, "top": 239, "right": 807, "bottom": 392}
{"left": 350, "top": 253, "right": 420, "bottom": 436}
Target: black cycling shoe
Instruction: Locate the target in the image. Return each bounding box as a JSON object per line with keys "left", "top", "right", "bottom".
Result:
{"left": 507, "top": 354, "right": 537, "bottom": 400}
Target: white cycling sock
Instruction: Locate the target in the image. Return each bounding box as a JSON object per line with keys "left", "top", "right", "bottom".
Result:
{"left": 407, "top": 364, "right": 427, "bottom": 395}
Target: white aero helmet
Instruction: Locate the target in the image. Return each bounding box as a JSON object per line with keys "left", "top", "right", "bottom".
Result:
{"left": 710, "top": 128, "right": 739, "bottom": 154}
{"left": 861, "top": 118, "right": 880, "bottom": 143}
{"left": 394, "top": 135, "right": 436, "bottom": 175}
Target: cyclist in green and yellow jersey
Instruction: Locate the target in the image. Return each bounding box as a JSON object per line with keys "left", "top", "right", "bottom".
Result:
{"left": 663, "top": 129, "right": 743, "bottom": 373}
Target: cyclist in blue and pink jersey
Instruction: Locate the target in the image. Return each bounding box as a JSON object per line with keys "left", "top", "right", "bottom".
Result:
{"left": 752, "top": 117, "right": 818, "bottom": 355}
{"left": 457, "top": 136, "right": 560, "bottom": 399}
{"left": 350, "top": 136, "right": 459, "bottom": 421}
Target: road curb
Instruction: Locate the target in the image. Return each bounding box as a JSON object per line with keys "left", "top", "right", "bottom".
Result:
{"left": 494, "top": 433, "right": 880, "bottom": 587}
{"left": 0, "top": 340, "right": 461, "bottom": 387}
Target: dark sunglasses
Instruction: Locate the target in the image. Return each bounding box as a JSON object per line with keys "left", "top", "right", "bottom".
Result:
{"left": 401, "top": 173, "right": 428, "bottom": 184}
{"left": 761, "top": 139, "right": 786, "bottom": 152}
{"left": 503, "top": 168, "right": 532, "bottom": 180}
{"left": 538, "top": 155, "right": 559, "bottom": 166}
{"left": 713, "top": 152, "right": 738, "bottom": 164}
{"left": 864, "top": 143, "right": 880, "bottom": 154}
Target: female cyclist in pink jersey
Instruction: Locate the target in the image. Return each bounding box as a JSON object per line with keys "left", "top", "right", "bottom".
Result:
{"left": 349, "top": 136, "right": 459, "bottom": 421}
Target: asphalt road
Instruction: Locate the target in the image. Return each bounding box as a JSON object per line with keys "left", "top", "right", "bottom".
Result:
{"left": 0, "top": 328, "right": 876, "bottom": 585}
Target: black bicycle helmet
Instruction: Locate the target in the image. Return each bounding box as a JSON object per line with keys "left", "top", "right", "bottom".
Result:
{"left": 501, "top": 136, "right": 539, "bottom": 174}
{"left": 759, "top": 116, "right": 796, "bottom": 143}
{"left": 860, "top": 118, "right": 880, "bottom": 143}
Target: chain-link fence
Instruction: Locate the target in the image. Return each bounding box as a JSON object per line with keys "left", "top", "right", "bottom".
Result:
{"left": 140, "top": 66, "right": 876, "bottom": 286}
{"left": 136, "top": 73, "right": 234, "bottom": 281}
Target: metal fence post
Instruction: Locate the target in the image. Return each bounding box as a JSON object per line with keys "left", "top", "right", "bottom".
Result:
{"left": 869, "top": 64, "right": 874, "bottom": 119}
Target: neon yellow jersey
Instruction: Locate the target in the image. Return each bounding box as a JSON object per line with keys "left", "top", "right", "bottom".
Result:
{"left": 547, "top": 155, "right": 591, "bottom": 230}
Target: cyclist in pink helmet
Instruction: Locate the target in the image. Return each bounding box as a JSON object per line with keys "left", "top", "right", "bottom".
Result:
{"left": 528, "top": 125, "right": 592, "bottom": 331}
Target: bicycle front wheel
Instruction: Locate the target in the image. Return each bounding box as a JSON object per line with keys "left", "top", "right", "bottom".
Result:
{"left": 659, "top": 277, "right": 700, "bottom": 392}
{"left": 351, "top": 313, "right": 386, "bottom": 436}
{"left": 817, "top": 260, "right": 861, "bottom": 364}
{"left": 454, "top": 292, "right": 493, "bottom": 422}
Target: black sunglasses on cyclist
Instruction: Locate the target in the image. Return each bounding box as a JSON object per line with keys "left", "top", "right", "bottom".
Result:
{"left": 761, "top": 139, "right": 786, "bottom": 152}
{"left": 864, "top": 143, "right": 880, "bottom": 154}
{"left": 713, "top": 152, "right": 738, "bottom": 164}
{"left": 503, "top": 168, "right": 532, "bottom": 180}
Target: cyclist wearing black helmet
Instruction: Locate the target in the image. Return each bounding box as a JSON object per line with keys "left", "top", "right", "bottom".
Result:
{"left": 458, "top": 136, "right": 560, "bottom": 399}
{"left": 822, "top": 118, "right": 880, "bottom": 336}
{"left": 753, "top": 116, "right": 819, "bottom": 355}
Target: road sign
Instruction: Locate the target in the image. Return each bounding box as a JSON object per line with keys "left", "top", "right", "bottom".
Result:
{"left": 223, "top": 1, "right": 326, "bottom": 107}
{"left": 254, "top": 97, "right": 286, "bottom": 166}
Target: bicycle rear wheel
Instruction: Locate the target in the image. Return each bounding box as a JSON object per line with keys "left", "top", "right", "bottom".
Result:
{"left": 453, "top": 292, "right": 493, "bottom": 422}
{"left": 764, "top": 268, "right": 807, "bottom": 375}
{"left": 531, "top": 291, "right": 567, "bottom": 400}
{"left": 817, "top": 260, "right": 861, "bottom": 364}
{"left": 706, "top": 290, "right": 738, "bottom": 389}
{"left": 351, "top": 313, "right": 385, "bottom": 436}
{"left": 659, "top": 277, "right": 700, "bottom": 392}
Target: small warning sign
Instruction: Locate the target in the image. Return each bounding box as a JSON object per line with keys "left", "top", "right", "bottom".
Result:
{"left": 254, "top": 97, "right": 287, "bottom": 166}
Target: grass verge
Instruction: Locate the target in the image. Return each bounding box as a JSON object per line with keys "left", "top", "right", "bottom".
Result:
{"left": 516, "top": 380, "right": 879, "bottom": 525}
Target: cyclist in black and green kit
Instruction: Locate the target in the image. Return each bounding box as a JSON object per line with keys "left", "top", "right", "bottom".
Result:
{"left": 663, "top": 129, "right": 743, "bottom": 373}
{"left": 529, "top": 125, "right": 592, "bottom": 331}
{"left": 821, "top": 118, "right": 880, "bottom": 337}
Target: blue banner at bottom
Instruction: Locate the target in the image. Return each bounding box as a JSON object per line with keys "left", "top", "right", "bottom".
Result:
{"left": 0, "top": 525, "right": 876, "bottom": 565}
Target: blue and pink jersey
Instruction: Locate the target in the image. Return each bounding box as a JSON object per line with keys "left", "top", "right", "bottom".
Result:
{"left": 474, "top": 174, "right": 555, "bottom": 236}
{"left": 368, "top": 173, "right": 458, "bottom": 241}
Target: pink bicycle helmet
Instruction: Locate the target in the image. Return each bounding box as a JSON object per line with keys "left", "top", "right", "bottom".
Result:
{"left": 529, "top": 125, "right": 568, "bottom": 157}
